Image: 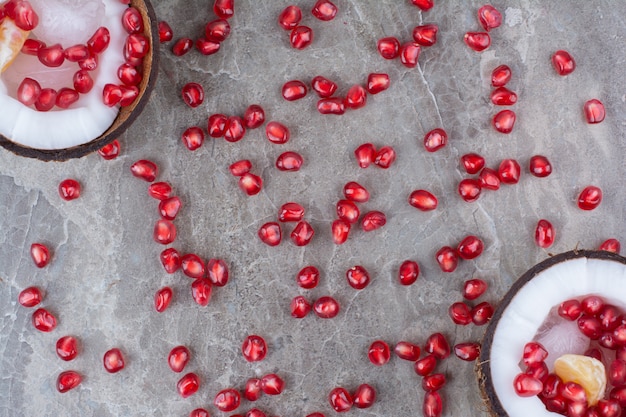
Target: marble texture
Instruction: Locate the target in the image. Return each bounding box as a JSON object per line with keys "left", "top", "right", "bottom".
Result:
{"left": 1, "top": 1, "right": 626, "bottom": 416}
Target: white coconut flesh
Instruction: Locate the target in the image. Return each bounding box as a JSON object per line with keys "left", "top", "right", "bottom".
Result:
{"left": 0, "top": 0, "right": 128, "bottom": 150}
{"left": 487, "top": 255, "right": 626, "bottom": 417}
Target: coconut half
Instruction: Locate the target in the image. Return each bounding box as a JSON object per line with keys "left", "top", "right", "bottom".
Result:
{"left": 478, "top": 250, "right": 626, "bottom": 417}
{"left": 0, "top": 0, "right": 158, "bottom": 161}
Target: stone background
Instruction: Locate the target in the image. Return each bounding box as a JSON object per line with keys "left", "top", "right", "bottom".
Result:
{"left": 1, "top": 1, "right": 625, "bottom": 416}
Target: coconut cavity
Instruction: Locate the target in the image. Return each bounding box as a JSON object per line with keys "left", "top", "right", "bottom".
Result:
{"left": 479, "top": 251, "right": 626, "bottom": 417}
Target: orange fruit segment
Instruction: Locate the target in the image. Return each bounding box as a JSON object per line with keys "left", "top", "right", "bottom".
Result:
{"left": 554, "top": 353, "right": 607, "bottom": 406}
{"left": 0, "top": 17, "right": 30, "bottom": 73}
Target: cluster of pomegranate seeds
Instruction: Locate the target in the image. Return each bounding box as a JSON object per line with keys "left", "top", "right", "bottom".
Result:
{"left": 463, "top": 4, "right": 501, "bottom": 53}
{"left": 447, "top": 279, "right": 489, "bottom": 358}
{"left": 435, "top": 235, "right": 484, "bottom": 273}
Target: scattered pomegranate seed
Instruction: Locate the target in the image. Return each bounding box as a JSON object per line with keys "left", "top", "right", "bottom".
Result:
{"left": 159, "top": 196, "right": 182, "bottom": 221}
{"left": 584, "top": 99, "right": 606, "bottom": 124}
{"left": 125, "top": 33, "right": 150, "bottom": 59}
{"left": 331, "top": 219, "right": 350, "bottom": 245}
{"left": 196, "top": 37, "right": 221, "bottom": 55}
{"left": 528, "top": 155, "right": 552, "bottom": 177}
{"left": 460, "top": 153, "right": 485, "bottom": 174}
{"left": 423, "top": 373, "right": 446, "bottom": 392}
{"left": 181, "top": 127, "right": 205, "bottom": 151}
{"left": 276, "top": 151, "right": 304, "bottom": 171}
{"left": 408, "top": 190, "right": 438, "bottom": 211}
{"left": 59, "top": 179, "right": 81, "bottom": 201}
{"left": 463, "top": 279, "right": 487, "bottom": 300}
{"left": 242, "top": 335, "right": 268, "bottom": 362}
{"left": 291, "top": 295, "right": 312, "bottom": 318}
{"left": 411, "top": 0, "right": 434, "bottom": 10}
{"left": 205, "top": 19, "right": 231, "bottom": 42}
{"left": 354, "top": 143, "right": 376, "bottom": 168}
{"left": 345, "top": 85, "right": 367, "bottom": 109}
{"left": 398, "top": 260, "right": 420, "bottom": 285}
{"left": 214, "top": 0, "right": 235, "bottom": 19}
{"left": 492, "top": 109, "right": 516, "bottom": 133}
{"left": 181, "top": 82, "right": 204, "bottom": 108}
{"left": 155, "top": 287, "right": 173, "bottom": 312}
{"left": 464, "top": 32, "right": 490, "bottom": 52}
{"left": 423, "top": 390, "right": 443, "bottom": 417}
{"left": 208, "top": 113, "right": 228, "bottom": 137}
{"left": 278, "top": 5, "right": 302, "bottom": 30}
{"left": 261, "top": 373, "right": 284, "bottom": 395}
{"left": 246, "top": 408, "right": 268, "bottom": 417}
{"left": 102, "top": 84, "right": 122, "bottom": 107}
{"left": 57, "top": 370, "right": 82, "bottom": 393}
{"left": 296, "top": 266, "right": 320, "bottom": 289}
{"left": 366, "top": 73, "right": 390, "bottom": 94}
{"left": 160, "top": 248, "right": 181, "bottom": 273}
{"left": 190, "top": 409, "right": 209, "bottom": 417}
{"left": 103, "top": 348, "right": 125, "bottom": 373}
{"left": 513, "top": 373, "right": 543, "bottom": 397}
{"left": 244, "top": 378, "right": 262, "bottom": 401}
{"left": 478, "top": 4, "right": 502, "bottom": 31}
{"left": 38, "top": 43, "right": 64, "bottom": 67}
{"left": 577, "top": 186, "right": 603, "bottom": 211}
{"left": 491, "top": 87, "right": 517, "bottom": 105}
{"left": 414, "top": 354, "right": 437, "bottom": 376}
{"left": 158, "top": 21, "right": 173, "bottom": 43}
{"left": 282, "top": 80, "right": 308, "bottom": 101}
{"left": 56, "top": 336, "right": 79, "bottom": 361}
{"left": 552, "top": 50, "right": 576, "bottom": 76}
{"left": 177, "top": 373, "right": 200, "bottom": 398}
{"left": 471, "top": 301, "right": 494, "bottom": 325}
{"left": 291, "top": 220, "right": 315, "bottom": 246}
{"left": 18, "top": 286, "right": 42, "bottom": 308}
{"left": 377, "top": 37, "right": 400, "bottom": 60}
{"left": 436, "top": 246, "right": 458, "bottom": 272}
{"left": 479, "top": 167, "right": 501, "bottom": 190}
{"left": 458, "top": 178, "right": 482, "bottom": 202}
{"left": 131, "top": 159, "right": 158, "bottom": 182}
{"left": 498, "top": 159, "right": 521, "bottom": 184}
{"left": 258, "top": 222, "right": 282, "bottom": 246}
{"left": 535, "top": 219, "right": 555, "bottom": 248}
{"left": 423, "top": 128, "right": 448, "bottom": 152}
{"left": 329, "top": 387, "right": 353, "bottom": 412}
{"left": 346, "top": 265, "right": 370, "bottom": 290}
{"left": 313, "top": 296, "right": 340, "bottom": 318}
{"left": 29, "top": 243, "right": 50, "bottom": 268}
{"left": 454, "top": 342, "right": 481, "bottom": 361}
{"left": 425, "top": 333, "right": 450, "bottom": 359}
{"left": 290, "top": 25, "right": 314, "bottom": 49}
{"left": 394, "top": 341, "right": 421, "bottom": 361}
{"left": 336, "top": 200, "right": 360, "bottom": 224}
{"left": 368, "top": 340, "right": 390, "bottom": 366}
{"left": 181, "top": 253, "right": 205, "bottom": 279}
{"left": 600, "top": 238, "right": 621, "bottom": 254}
{"left": 361, "top": 211, "right": 386, "bottom": 232}
{"left": 399, "top": 42, "right": 421, "bottom": 68}
{"left": 229, "top": 160, "right": 252, "bottom": 177}
{"left": 413, "top": 24, "right": 438, "bottom": 46}
{"left": 243, "top": 104, "right": 265, "bottom": 129}
{"left": 266, "top": 121, "right": 290, "bottom": 144}
{"left": 239, "top": 173, "right": 263, "bottom": 196}
{"left": 491, "top": 64, "right": 512, "bottom": 87}
{"left": 32, "top": 308, "right": 57, "bottom": 332}
{"left": 98, "top": 139, "right": 121, "bottom": 160}
{"left": 311, "top": 75, "right": 338, "bottom": 98}
{"left": 214, "top": 388, "right": 241, "bottom": 412}
{"left": 373, "top": 146, "right": 396, "bottom": 169}
{"left": 312, "top": 0, "right": 337, "bottom": 21}
{"left": 449, "top": 302, "right": 472, "bottom": 325}
{"left": 317, "top": 97, "right": 345, "bottom": 115}
{"left": 168, "top": 345, "right": 190, "bottom": 373}
{"left": 191, "top": 278, "right": 212, "bottom": 306}
{"left": 16, "top": 77, "right": 41, "bottom": 106}
{"left": 457, "top": 235, "right": 484, "bottom": 260}
{"left": 224, "top": 116, "right": 247, "bottom": 142}
{"left": 206, "top": 259, "right": 228, "bottom": 287}
{"left": 342, "top": 182, "right": 369, "bottom": 203}
{"left": 121, "top": 7, "right": 143, "bottom": 34}
{"left": 73, "top": 70, "right": 94, "bottom": 94}
{"left": 154, "top": 220, "right": 177, "bottom": 245}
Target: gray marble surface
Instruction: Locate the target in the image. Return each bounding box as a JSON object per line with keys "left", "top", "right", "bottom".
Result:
{"left": 1, "top": 1, "right": 625, "bottom": 416}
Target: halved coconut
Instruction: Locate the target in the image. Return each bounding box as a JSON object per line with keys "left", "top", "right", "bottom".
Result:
{"left": 477, "top": 250, "right": 626, "bottom": 417}
{"left": 0, "top": 0, "right": 158, "bottom": 161}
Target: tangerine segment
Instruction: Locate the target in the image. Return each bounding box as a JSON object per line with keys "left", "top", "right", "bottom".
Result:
{"left": 554, "top": 353, "right": 607, "bottom": 406}
{"left": 0, "top": 18, "right": 30, "bottom": 73}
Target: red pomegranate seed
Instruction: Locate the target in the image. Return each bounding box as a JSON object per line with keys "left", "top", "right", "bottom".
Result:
{"left": 584, "top": 99, "right": 606, "bottom": 124}
{"left": 87, "top": 26, "right": 110, "bottom": 53}
{"left": 196, "top": 37, "right": 221, "bottom": 55}
{"left": 394, "top": 341, "right": 420, "bottom": 361}
{"left": 98, "top": 139, "right": 121, "bottom": 160}
{"left": 415, "top": 354, "right": 437, "bottom": 376}
{"left": 581, "top": 295, "right": 605, "bottom": 316}
{"left": 423, "top": 128, "right": 447, "bottom": 152}
{"left": 345, "top": 85, "right": 367, "bottom": 109}
{"left": 205, "top": 19, "right": 231, "bottom": 42}
{"left": 600, "top": 238, "right": 621, "bottom": 254}
{"left": 313, "top": 296, "right": 340, "bottom": 318}
{"left": 214, "top": 0, "right": 235, "bottom": 19}
{"left": 471, "top": 302, "right": 494, "bottom": 325}
{"left": 352, "top": 383, "right": 375, "bottom": 409}
{"left": 529, "top": 155, "right": 552, "bottom": 177}
{"left": 479, "top": 167, "right": 501, "bottom": 190}
{"left": 73, "top": 70, "right": 94, "bottom": 94}
{"left": 408, "top": 190, "right": 438, "bottom": 211}
{"left": 436, "top": 246, "right": 458, "bottom": 272}
{"left": 278, "top": 5, "right": 302, "bottom": 30}
{"left": 458, "top": 178, "right": 482, "bottom": 202}
{"left": 244, "top": 378, "right": 262, "bottom": 401}
{"left": 266, "top": 121, "right": 290, "bottom": 144}
{"left": 191, "top": 278, "right": 212, "bottom": 306}
{"left": 454, "top": 342, "right": 481, "bottom": 361}
{"left": 361, "top": 211, "right": 386, "bottom": 232}
{"left": 12, "top": 1, "right": 38, "bottom": 30}
{"left": 413, "top": 24, "right": 438, "bottom": 46}
{"left": 29, "top": 243, "right": 50, "bottom": 268}
{"left": 599, "top": 333, "right": 618, "bottom": 350}
{"left": 78, "top": 51, "right": 98, "bottom": 71}
{"left": 400, "top": 42, "right": 421, "bottom": 68}
{"left": 374, "top": 146, "right": 396, "bottom": 169}
{"left": 177, "top": 373, "right": 200, "bottom": 398}
{"left": 332, "top": 219, "right": 350, "bottom": 245}
{"left": 229, "top": 160, "right": 252, "bottom": 177}
{"left": 208, "top": 114, "right": 228, "bottom": 137}
{"left": 182, "top": 82, "right": 204, "bottom": 108}
{"left": 354, "top": 143, "right": 376, "bottom": 168}
{"left": 224, "top": 116, "right": 246, "bottom": 142}
{"left": 33, "top": 87, "right": 56, "bottom": 111}
{"left": 57, "top": 371, "right": 82, "bottom": 393}
{"left": 598, "top": 399, "right": 621, "bottom": 417}
{"left": 131, "top": 159, "right": 158, "bottom": 183}
{"left": 102, "top": 84, "right": 122, "bottom": 107}
{"left": 312, "top": 0, "right": 337, "bottom": 21}
{"left": 242, "top": 335, "right": 267, "bottom": 362}
{"left": 291, "top": 295, "right": 312, "bottom": 318}
{"left": 154, "top": 220, "right": 177, "bottom": 245}
{"left": 491, "top": 64, "right": 512, "bottom": 87}
{"left": 368, "top": 340, "right": 390, "bottom": 366}
{"left": 542, "top": 374, "right": 561, "bottom": 399}
{"left": 423, "top": 374, "right": 446, "bottom": 392}
{"left": 214, "top": 388, "right": 241, "bottom": 412}
{"left": 578, "top": 185, "right": 602, "bottom": 210}
{"left": 172, "top": 38, "right": 193, "bottom": 56}
{"left": 398, "top": 260, "right": 420, "bottom": 285}
{"left": 168, "top": 345, "right": 190, "bottom": 373}
{"left": 552, "top": 50, "right": 576, "bottom": 76}
{"left": 117, "top": 63, "right": 142, "bottom": 86}
{"left": 282, "top": 80, "right": 308, "bottom": 101}
{"left": 366, "top": 73, "right": 390, "bottom": 95}
{"left": 296, "top": 266, "right": 320, "bottom": 289}
{"left": 246, "top": 409, "right": 267, "bottom": 417}
{"left": 609, "top": 360, "right": 626, "bottom": 386}
{"left": 125, "top": 33, "right": 149, "bottom": 59}
{"left": 17, "top": 77, "right": 41, "bottom": 106}
{"left": 59, "top": 179, "right": 81, "bottom": 201}
{"left": 182, "top": 126, "right": 205, "bottom": 151}
{"left": 493, "top": 109, "right": 516, "bottom": 133}
{"left": 32, "top": 308, "right": 57, "bottom": 332}
{"left": 155, "top": 287, "right": 173, "bottom": 312}
{"left": 190, "top": 409, "right": 209, "bottom": 417}
{"left": 243, "top": 104, "right": 265, "bottom": 129}
{"left": 478, "top": 4, "right": 502, "bottom": 31}
{"left": 290, "top": 25, "right": 313, "bottom": 49}
{"left": 291, "top": 220, "right": 315, "bottom": 246}
{"left": 498, "top": 159, "right": 521, "bottom": 184}
{"left": 103, "top": 348, "right": 125, "bottom": 373}
{"left": 329, "top": 387, "right": 353, "bottom": 412}
{"left": 336, "top": 200, "right": 360, "bottom": 224}
{"left": 158, "top": 21, "right": 173, "bottom": 42}
{"left": 18, "top": 286, "right": 42, "bottom": 308}
{"left": 423, "top": 391, "right": 443, "bottom": 417}
{"left": 600, "top": 305, "right": 623, "bottom": 331}
{"left": 261, "top": 374, "right": 284, "bottom": 395}
{"left": 491, "top": 87, "right": 517, "bottom": 105}
{"left": 37, "top": 43, "right": 64, "bottom": 67}
{"left": 239, "top": 173, "right": 263, "bottom": 196}
{"left": 610, "top": 387, "right": 626, "bottom": 408}
{"left": 181, "top": 253, "right": 205, "bottom": 279}
{"left": 317, "top": 97, "right": 345, "bottom": 115}
{"left": 457, "top": 235, "right": 484, "bottom": 260}
{"left": 535, "top": 219, "right": 555, "bottom": 248}
{"left": 377, "top": 37, "right": 400, "bottom": 60}
{"left": 578, "top": 315, "right": 602, "bottom": 340}
{"left": 56, "top": 88, "right": 80, "bottom": 109}
{"left": 122, "top": 7, "right": 143, "bottom": 34}
{"left": 513, "top": 373, "right": 543, "bottom": 397}
{"left": 276, "top": 151, "right": 303, "bottom": 171}
{"left": 561, "top": 382, "right": 588, "bottom": 403}
{"left": 558, "top": 299, "right": 582, "bottom": 321}
{"left": 411, "top": 0, "right": 434, "bottom": 11}
{"left": 258, "top": 222, "right": 282, "bottom": 246}
{"left": 614, "top": 325, "right": 626, "bottom": 345}
{"left": 463, "top": 279, "right": 487, "bottom": 300}
{"left": 21, "top": 39, "right": 45, "bottom": 55}
{"left": 160, "top": 248, "right": 181, "bottom": 273}
{"left": 449, "top": 302, "right": 472, "bottom": 325}
{"left": 464, "top": 32, "right": 490, "bottom": 52}
{"left": 56, "top": 336, "right": 79, "bottom": 361}
{"left": 346, "top": 266, "right": 370, "bottom": 290}
{"left": 425, "top": 333, "right": 450, "bottom": 359}
{"left": 278, "top": 202, "right": 305, "bottom": 222}
{"left": 460, "top": 153, "right": 485, "bottom": 174}
{"left": 311, "top": 75, "right": 338, "bottom": 98}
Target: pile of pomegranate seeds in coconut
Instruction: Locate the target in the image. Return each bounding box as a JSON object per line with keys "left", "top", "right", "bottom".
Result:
{"left": 4, "top": 1, "right": 626, "bottom": 417}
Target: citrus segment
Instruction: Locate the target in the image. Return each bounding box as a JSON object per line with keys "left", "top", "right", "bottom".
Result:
{"left": 0, "top": 17, "right": 30, "bottom": 72}
{"left": 554, "top": 353, "right": 606, "bottom": 406}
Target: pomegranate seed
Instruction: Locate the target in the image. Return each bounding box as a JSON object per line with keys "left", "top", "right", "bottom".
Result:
{"left": 578, "top": 315, "right": 602, "bottom": 340}
{"left": 261, "top": 373, "right": 284, "bottom": 395}
{"left": 345, "top": 85, "right": 367, "bottom": 109}
{"left": 214, "top": 0, "right": 235, "bottom": 19}
{"left": 258, "top": 222, "right": 282, "bottom": 246}
{"left": 460, "top": 153, "right": 485, "bottom": 174}
{"left": 277, "top": 202, "right": 304, "bottom": 222}
{"left": 423, "top": 128, "right": 447, "bottom": 152}
{"left": 291, "top": 220, "right": 315, "bottom": 246}
{"left": 558, "top": 299, "right": 582, "bottom": 321}
{"left": 472, "top": 302, "right": 494, "bottom": 325}
{"left": 377, "top": 37, "right": 400, "bottom": 59}
{"left": 346, "top": 266, "right": 370, "bottom": 290}
{"left": 78, "top": 51, "right": 98, "bottom": 71}
{"left": 423, "top": 391, "right": 443, "bottom": 417}
{"left": 413, "top": 24, "right": 438, "bottom": 46}
{"left": 522, "top": 342, "right": 548, "bottom": 366}
{"left": 182, "top": 83, "right": 204, "bottom": 108}
{"left": 224, "top": 116, "right": 246, "bottom": 142}
{"left": 552, "top": 50, "right": 576, "bottom": 76}
{"left": 423, "top": 374, "right": 446, "bottom": 392}
{"left": 57, "top": 371, "right": 82, "bottom": 393}
{"left": 332, "top": 219, "right": 350, "bottom": 245}
{"left": 542, "top": 374, "right": 561, "bottom": 399}
{"left": 73, "top": 70, "right": 94, "bottom": 94}
{"left": 59, "top": 179, "right": 81, "bottom": 201}
{"left": 181, "top": 253, "right": 205, "bottom": 279}
{"left": 121, "top": 7, "right": 143, "bottom": 33}
{"left": 312, "top": 0, "right": 337, "bottom": 21}
{"left": 394, "top": 341, "right": 420, "bottom": 361}
{"left": 492, "top": 109, "right": 516, "bottom": 133}
{"left": 598, "top": 399, "right": 621, "bottom": 417}
{"left": 98, "top": 139, "right": 121, "bottom": 160}
{"left": 610, "top": 386, "right": 626, "bottom": 408}
{"left": 276, "top": 151, "right": 304, "bottom": 171}
{"left": 513, "top": 373, "right": 543, "bottom": 397}
{"left": 368, "top": 340, "right": 391, "bottom": 366}
{"left": 600, "top": 238, "right": 621, "bottom": 254}
{"left": 584, "top": 99, "right": 606, "bottom": 124}
{"left": 191, "top": 278, "right": 212, "bottom": 306}
{"left": 35, "top": 88, "right": 57, "bottom": 111}
{"left": 158, "top": 21, "right": 173, "bottom": 42}
{"left": 208, "top": 114, "right": 228, "bottom": 138}
{"left": 55, "top": 336, "right": 79, "bottom": 361}
{"left": 457, "top": 235, "right": 484, "bottom": 260}
{"left": 354, "top": 143, "right": 376, "bottom": 168}
{"left": 196, "top": 37, "right": 221, "bottom": 55}
{"left": 103, "top": 348, "right": 125, "bottom": 373}
{"left": 478, "top": 5, "right": 502, "bottom": 31}
{"left": 87, "top": 26, "right": 110, "bottom": 53}
{"left": 498, "top": 159, "right": 521, "bottom": 184}
{"left": 436, "top": 246, "right": 458, "bottom": 272}
{"left": 581, "top": 295, "right": 605, "bottom": 316}
{"left": 32, "top": 308, "right": 57, "bottom": 332}
{"left": 229, "top": 160, "right": 252, "bottom": 177}
{"left": 479, "top": 167, "right": 501, "bottom": 190}
{"left": 38, "top": 43, "right": 64, "bottom": 67}
{"left": 311, "top": 75, "right": 338, "bottom": 98}
{"left": 535, "top": 219, "right": 555, "bottom": 248}
{"left": 491, "top": 64, "right": 512, "bottom": 87}
{"left": 578, "top": 185, "right": 602, "bottom": 210}
{"left": 29, "top": 243, "right": 50, "bottom": 268}
{"left": 491, "top": 87, "right": 517, "bottom": 105}
{"left": 313, "top": 296, "right": 340, "bottom": 318}
{"left": 329, "top": 387, "right": 353, "bottom": 412}
{"left": 243, "top": 378, "right": 262, "bottom": 402}
{"left": 366, "top": 73, "right": 390, "bottom": 94}
{"left": 177, "top": 373, "right": 200, "bottom": 398}
{"left": 118, "top": 63, "right": 142, "bottom": 86}
{"left": 463, "top": 279, "right": 487, "bottom": 300}
{"left": 317, "top": 97, "right": 345, "bottom": 115}
{"left": 181, "top": 126, "right": 205, "bottom": 151}
{"left": 290, "top": 25, "right": 313, "bottom": 49}
{"left": 399, "top": 42, "right": 421, "bottom": 68}
{"left": 12, "top": 1, "right": 38, "bottom": 30}
{"left": 242, "top": 335, "right": 267, "bottom": 362}
{"left": 21, "top": 39, "right": 45, "bottom": 55}
{"left": 160, "top": 248, "right": 181, "bottom": 273}
{"left": 278, "top": 5, "right": 302, "bottom": 30}
{"left": 246, "top": 409, "right": 267, "bottom": 417}
{"left": 351, "top": 383, "right": 375, "bottom": 409}
{"left": 458, "top": 179, "right": 482, "bottom": 202}
{"left": 411, "top": 0, "right": 434, "bottom": 11}
{"left": 266, "top": 121, "right": 290, "bottom": 144}
{"left": 408, "top": 190, "right": 438, "bottom": 211}
{"left": 205, "top": 19, "right": 231, "bottom": 42}
{"left": 361, "top": 211, "right": 386, "bottom": 232}
{"left": 155, "top": 287, "right": 173, "bottom": 312}
{"left": 609, "top": 360, "right": 626, "bottom": 386}
{"left": 214, "top": 388, "right": 241, "bottom": 412}
{"left": 282, "top": 80, "right": 308, "bottom": 101}
{"left": 172, "top": 38, "right": 193, "bottom": 56}
{"left": 154, "top": 220, "right": 177, "bottom": 245}
{"left": 243, "top": 104, "right": 265, "bottom": 129}
{"left": 449, "top": 302, "right": 472, "bottom": 325}
{"left": 561, "top": 381, "right": 588, "bottom": 403}
{"left": 125, "top": 33, "right": 149, "bottom": 59}
{"left": 18, "top": 286, "right": 42, "bottom": 308}
{"left": 600, "top": 332, "right": 618, "bottom": 350}
{"left": 119, "top": 82, "right": 139, "bottom": 106}
{"left": 16, "top": 77, "right": 41, "bottom": 106}
{"left": 102, "top": 84, "right": 122, "bottom": 107}
{"left": 291, "top": 295, "right": 312, "bottom": 318}
{"left": 464, "top": 32, "right": 490, "bottom": 52}
{"left": 529, "top": 155, "right": 552, "bottom": 177}
{"left": 168, "top": 345, "right": 190, "bottom": 373}
{"left": 336, "top": 200, "right": 360, "bottom": 224}
{"left": 425, "top": 333, "right": 450, "bottom": 359}
{"left": 296, "top": 266, "right": 320, "bottom": 289}
{"left": 398, "top": 260, "right": 420, "bottom": 285}
{"left": 239, "top": 173, "right": 263, "bottom": 196}
{"left": 190, "top": 409, "right": 209, "bottom": 417}
{"left": 454, "top": 342, "right": 481, "bottom": 361}
{"left": 374, "top": 146, "right": 396, "bottom": 169}
{"left": 414, "top": 354, "right": 437, "bottom": 376}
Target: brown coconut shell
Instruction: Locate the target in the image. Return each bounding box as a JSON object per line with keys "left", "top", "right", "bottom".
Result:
{"left": 477, "top": 249, "right": 626, "bottom": 416}
{"left": 0, "top": 0, "right": 159, "bottom": 161}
